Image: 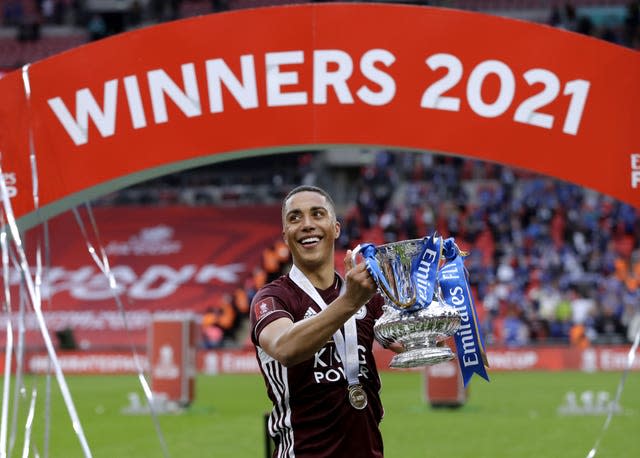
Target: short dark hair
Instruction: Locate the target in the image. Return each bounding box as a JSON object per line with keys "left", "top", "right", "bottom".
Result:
{"left": 281, "top": 185, "right": 336, "bottom": 220}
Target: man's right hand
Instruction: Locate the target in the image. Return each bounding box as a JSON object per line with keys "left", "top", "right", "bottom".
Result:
{"left": 343, "top": 249, "right": 377, "bottom": 310}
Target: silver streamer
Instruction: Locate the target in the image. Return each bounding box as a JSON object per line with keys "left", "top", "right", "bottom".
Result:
{"left": 0, "top": 222, "right": 12, "bottom": 458}
{"left": 73, "top": 204, "right": 171, "bottom": 458}
{"left": 23, "top": 63, "right": 53, "bottom": 458}
{"left": 40, "top": 222, "right": 52, "bottom": 458}
{"left": 9, "top": 285, "right": 26, "bottom": 457}
{"left": 2, "top": 59, "right": 171, "bottom": 458}
{"left": 20, "top": 387, "right": 36, "bottom": 458}
{"left": 0, "top": 318, "right": 11, "bottom": 458}
{"left": 1, "top": 240, "right": 30, "bottom": 457}
{"left": 0, "top": 162, "right": 93, "bottom": 458}
{"left": 586, "top": 328, "right": 640, "bottom": 458}
{"left": 4, "top": 56, "right": 633, "bottom": 458}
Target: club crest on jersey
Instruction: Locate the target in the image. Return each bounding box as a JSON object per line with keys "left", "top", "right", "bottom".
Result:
{"left": 354, "top": 306, "right": 367, "bottom": 320}
{"left": 254, "top": 297, "right": 277, "bottom": 320}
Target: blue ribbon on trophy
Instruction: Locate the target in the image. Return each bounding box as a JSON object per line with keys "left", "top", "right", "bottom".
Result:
{"left": 439, "top": 238, "right": 490, "bottom": 386}
{"left": 410, "top": 234, "right": 442, "bottom": 311}
{"left": 359, "top": 234, "right": 442, "bottom": 312}
{"left": 354, "top": 234, "right": 490, "bottom": 379}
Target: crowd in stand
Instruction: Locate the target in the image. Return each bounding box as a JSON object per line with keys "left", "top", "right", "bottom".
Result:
{"left": 338, "top": 151, "right": 640, "bottom": 348}
{"left": 1, "top": 1, "right": 640, "bottom": 50}
{"left": 1, "top": 1, "right": 637, "bottom": 349}
{"left": 547, "top": 1, "right": 640, "bottom": 48}
{"left": 196, "top": 149, "right": 639, "bottom": 351}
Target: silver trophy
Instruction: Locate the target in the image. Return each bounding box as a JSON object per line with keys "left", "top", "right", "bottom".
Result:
{"left": 353, "top": 238, "right": 461, "bottom": 368}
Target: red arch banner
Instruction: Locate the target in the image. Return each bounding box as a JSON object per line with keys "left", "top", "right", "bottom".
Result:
{"left": 0, "top": 3, "right": 638, "bottom": 229}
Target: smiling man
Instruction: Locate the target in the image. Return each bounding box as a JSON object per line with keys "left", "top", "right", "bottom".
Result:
{"left": 250, "top": 185, "right": 387, "bottom": 458}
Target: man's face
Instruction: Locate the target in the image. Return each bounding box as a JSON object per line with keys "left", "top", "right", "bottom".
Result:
{"left": 282, "top": 191, "right": 340, "bottom": 271}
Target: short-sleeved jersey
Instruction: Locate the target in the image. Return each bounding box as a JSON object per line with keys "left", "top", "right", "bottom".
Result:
{"left": 250, "top": 273, "right": 385, "bottom": 458}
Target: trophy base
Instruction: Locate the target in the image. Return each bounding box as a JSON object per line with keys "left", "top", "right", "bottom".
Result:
{"left": 390, "top": 346, "right": 455, "bottom": 368}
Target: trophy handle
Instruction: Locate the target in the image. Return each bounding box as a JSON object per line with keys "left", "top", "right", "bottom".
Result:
{"left": 351, "top": 244, "right": 363, "bottom": 267}
{"left": 351, "top": 243, "right": 416, "bottom": 310}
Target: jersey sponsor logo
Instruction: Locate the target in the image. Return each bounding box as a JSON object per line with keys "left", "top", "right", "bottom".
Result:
{"left": 312, "top": 344, "right": 372, "bottom": 384}
{"left": 255, "top": 297, "right": 277, "bottom": 320}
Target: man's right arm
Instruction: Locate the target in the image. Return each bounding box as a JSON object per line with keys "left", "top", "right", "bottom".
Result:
{"left": 258, "top": 260, "right": 376, "bottom": 367}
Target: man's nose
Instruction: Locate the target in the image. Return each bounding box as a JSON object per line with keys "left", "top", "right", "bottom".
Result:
{"left": 301, "top": 213, "right": 315, "bottom": 228}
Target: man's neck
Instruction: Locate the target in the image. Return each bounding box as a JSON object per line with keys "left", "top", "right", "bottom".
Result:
{"left": 293, "top": 263, "right": 335, "bottom": 290}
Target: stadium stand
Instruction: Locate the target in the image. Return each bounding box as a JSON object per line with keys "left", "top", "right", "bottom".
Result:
{"left": 224, "top": 149, "right": 639, "bottom": 350}
{"left": 360, "top": 151, "right": 640, "bottom": 348}
{"left": 0, "top": 31, "right": 86, "bottom": 67}
{"left": 0, "top": 2, "right": 638, "bottom": 352}
{"left": 0, "top": 0, "right": 638, "bottom": 69}
{"left": 93, "top": 147, "right": 633, "bottom": 352}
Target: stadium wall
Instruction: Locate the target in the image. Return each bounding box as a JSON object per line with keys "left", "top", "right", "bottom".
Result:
{"left": 7, "top": 345, "right": 638, "bottom": 375}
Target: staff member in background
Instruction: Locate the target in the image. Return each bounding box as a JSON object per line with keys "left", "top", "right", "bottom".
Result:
{"left": 201, "top": 306, "right": 224, "bottom": 349}
{"left": 250, "top": 185, "right": 399, "bottom": 458}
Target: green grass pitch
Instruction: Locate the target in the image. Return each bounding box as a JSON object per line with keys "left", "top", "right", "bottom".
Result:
{"left": 9, "top": 370, "right": 639, "bottom": 457}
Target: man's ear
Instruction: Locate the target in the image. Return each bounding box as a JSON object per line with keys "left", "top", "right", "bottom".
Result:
{"left": 334, "top": 220, "right": 341, "bottom": 240}
{"left": 282, "top": 231, "right": 289, "bottom": 247}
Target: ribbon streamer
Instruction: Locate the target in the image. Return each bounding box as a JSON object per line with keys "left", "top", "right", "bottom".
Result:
{"left": 22, "top": 64, "right": 39, "bottom": 213}
{"left": 0, "top": 161, "right": 93, "bottom": 458}
{"left": 4, "top": 247, "right": 31, "bottom": 457}
{"left": 20, "top": 388, "right": 37, "bottom": 458}
{"left": 9, "top": 285, "right": 27, "bottom": 457}
{"left": 586, "top": 327, "right": 640, "bottom": 458}
{"left": 22, "top": 63, "right": 54, "bottom": 458}
{"left": 0, "top": 320, "right": 12, "bottom": 458}
{"left": 1, "top": 219, "right": 13, "bottom": 458}
{"left": 72, "top": 204, "right": 171, "bottom": 458}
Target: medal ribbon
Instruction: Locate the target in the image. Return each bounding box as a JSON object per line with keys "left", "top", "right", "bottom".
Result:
{"left": 438, "top": 238, "right": 490, "bottom": 387}
{"left": 288, "top": 265, "right": 361, "bottom": 388}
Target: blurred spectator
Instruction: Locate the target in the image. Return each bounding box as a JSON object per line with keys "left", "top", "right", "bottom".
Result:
{"left": 262, "top": 246, "right": 281, "bottom": 283}
{"left": 233, "top": 287, "right": 250, "bottom": 317}
{"left": 201, "top": 306, "right": 224, "bottom": 349}
{"left": 569, "top": 323, "right": 590, "bottom": 349}
{"left": 87, "top": 13, "right": 107, "bottom": 41}
{"left": 624, "top": 1, "right": 640, "bottom": 46}
{"left": 150, "top": 0, "right": 181, "bottom": 21}
{"left": 250, "top": 266, "right": 267, "bottom": 297}
{"left": 210, "top": 0, "right": 229, "bottom": 13}
{"left": 274, "top": 239, "right": 291, "bottom": 268}
{"left": 209, "top": 293, "right": 237, "bottom": 342}
{"left": 3, "top": 0, "right": 24, "bottom": 26}
{"left": 40, "top": 0, "right": 55, "bottom": 24}
{"left": 549, "top": 2, "right": 579, "bottom": 32}
{"left": 502, "top": 308, "right": 530, "bottom": 347}
{"left": 128, "top": 0, "right": 143, "bottom": 27}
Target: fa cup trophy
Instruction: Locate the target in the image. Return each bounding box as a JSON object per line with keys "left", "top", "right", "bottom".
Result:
{"left": 353, "top": 234, "right": 462, "bottom": 368}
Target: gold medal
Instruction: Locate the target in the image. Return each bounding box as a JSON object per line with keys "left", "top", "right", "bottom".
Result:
{"left": 348, "top": 384, "right": 368, "bottom": 410}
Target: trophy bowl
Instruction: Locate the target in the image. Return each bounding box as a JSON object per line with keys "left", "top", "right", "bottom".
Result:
{"left": 354, "top": 238, "right": 461, "bottom": 368}
{"left": 374, "top": 301, "right": 461, "bottom": 368}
